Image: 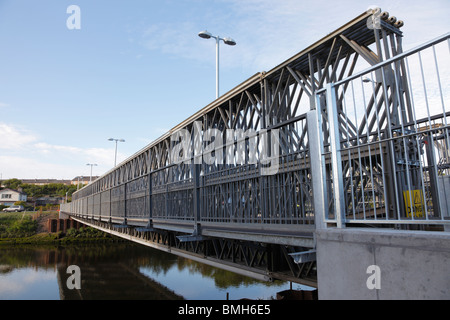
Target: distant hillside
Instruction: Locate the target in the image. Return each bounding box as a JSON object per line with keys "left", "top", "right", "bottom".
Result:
{"left": 0, "top": 178, "right": 85, "bottom": 199}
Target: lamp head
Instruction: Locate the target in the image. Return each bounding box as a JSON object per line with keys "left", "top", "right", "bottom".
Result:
{"left": 198, "top": 30, "right": 212, "bottom": 39}
{"left": 223, "top": 37, "right": 236, "bottom": 46}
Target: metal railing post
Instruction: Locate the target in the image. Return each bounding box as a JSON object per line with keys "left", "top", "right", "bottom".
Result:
{"left": 326, "top": 83, "right": 346, "bottom": 228}
{"left": 307, "top": 110, "right": 327, "bottom": 230}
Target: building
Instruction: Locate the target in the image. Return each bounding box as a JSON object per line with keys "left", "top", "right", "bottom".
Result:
{"left": 0, "top": 188, "right": 27, "bottom": 206}
{"left": 71, "top": 176, "right": 99, "bottom": 185}
{"left": 21, "top": 179, "right": 72, "bottom": 186}
{"left": 35, "top": 196, "right": 65, "bottom": 206}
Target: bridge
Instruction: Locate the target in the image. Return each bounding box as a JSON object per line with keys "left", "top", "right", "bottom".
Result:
{"left": 60, "top": 9, "right": 450, "bottom": 299}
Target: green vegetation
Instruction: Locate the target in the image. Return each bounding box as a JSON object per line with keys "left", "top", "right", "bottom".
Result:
{"left": 1, "top": 178, "right": 85, "bottom": 200}
{"left": 61, "top": 226, "right": 115, "bottom": 244}
{"left": 0, "top": 211, "right": 121, "bottom": 245}
{"left": 0, "top": 213, "right": 37, "bottom": 238}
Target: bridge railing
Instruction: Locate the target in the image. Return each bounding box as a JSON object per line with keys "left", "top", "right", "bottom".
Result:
{"left": 61, "top": 113, "right": 315, "bottom": 232}
{"left": 314, "top": 32, "right": 450, "bottom": 229}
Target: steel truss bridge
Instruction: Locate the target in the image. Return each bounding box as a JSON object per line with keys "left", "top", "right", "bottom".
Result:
{"left": 61, "top": 9, "right": 450, "bottom": 287}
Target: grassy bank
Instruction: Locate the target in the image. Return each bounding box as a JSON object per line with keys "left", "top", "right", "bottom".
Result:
{"left": 0, "top": 211, "right": 121, "bottom": 245}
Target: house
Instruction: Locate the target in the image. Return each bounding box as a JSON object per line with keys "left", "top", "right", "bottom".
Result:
{"left": 21, "top": 179, "right": 72, "bottom": 186}
{"left": 35, "top": 196, "right": 65, "bottom": 206}
{"left": 0, "top": 188, "right": 27, "bottom": 206}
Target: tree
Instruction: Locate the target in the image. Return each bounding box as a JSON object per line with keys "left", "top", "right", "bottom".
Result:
{"left": 3, "top": 179, "right": 22, "bottom": 190}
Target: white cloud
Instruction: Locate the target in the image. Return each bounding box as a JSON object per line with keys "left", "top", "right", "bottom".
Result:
{"left": 0, "top": 155, "right": 75, "bottom": 180}
{"left": 0, "top": 269, "right": 56, "bottom": 299}
{"left": 0, "top": 123, "right": 37, "bottom": 149}
{"left": 0, "top": 274, "right": 26, "bottom": 296}
{"left": 34, "top": 143, "right": 79, "bottom": 155}
{"left": 0, "top": 124, "right": 124, "bottom": 179}
{"left": 32, "top": 143, "right": 124, "bottom": 168}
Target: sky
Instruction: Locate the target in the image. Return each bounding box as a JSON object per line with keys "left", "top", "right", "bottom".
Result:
{"left": 0, "top": 0, "right": 449, "bottom": 180}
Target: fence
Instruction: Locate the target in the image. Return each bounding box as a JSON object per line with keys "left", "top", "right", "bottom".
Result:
{"left": 315, "top": 33, "right": 450, "bottom": 229}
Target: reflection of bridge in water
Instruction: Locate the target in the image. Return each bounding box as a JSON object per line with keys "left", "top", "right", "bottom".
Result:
{"left": 61, "top": 8, "right": 450, "bottom": 299}
{"left": 7, "top": 245, "right": 184, "bottom": 299}
{"left": 56, "top": 261, "right": 182, "bottom": 300}
{"left": 1, "top": 244, "right": 292, "bottom": 300}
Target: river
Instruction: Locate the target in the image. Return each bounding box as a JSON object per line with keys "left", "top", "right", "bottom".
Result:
{"left": 0, "top": 243, "right": 308, "bottom": 300}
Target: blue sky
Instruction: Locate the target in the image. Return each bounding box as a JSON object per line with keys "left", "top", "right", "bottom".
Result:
{"left": 0, "top": 0, "right": 449, "bottom": 180}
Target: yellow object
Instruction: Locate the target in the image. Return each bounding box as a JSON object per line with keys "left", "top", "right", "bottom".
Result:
{"left": 403, "top": 189, "right": 425, "bottom": 218}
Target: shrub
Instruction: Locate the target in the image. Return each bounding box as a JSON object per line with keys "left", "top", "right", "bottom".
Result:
{"left": 1, "top": 215, "right": 37, "bottom": 238}
{"left": 66, "top": 228, "right": 79, "bottom": 237}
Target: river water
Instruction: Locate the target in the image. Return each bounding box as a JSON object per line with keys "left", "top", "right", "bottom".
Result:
{"left": 0, "top": 243, "right": 306, "bottom": 300}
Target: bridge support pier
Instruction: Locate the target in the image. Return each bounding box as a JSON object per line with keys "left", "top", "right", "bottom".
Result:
{"left": 315, "top": 228, "right": 450, "bottom": 299}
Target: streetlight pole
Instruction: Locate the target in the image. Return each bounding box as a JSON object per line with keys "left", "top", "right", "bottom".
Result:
{"left": 198, "top": 30, "right": 236, "bottom": 99}
{"left": 216, "top": 36, "right": 220, "bottom": 99}
{"left": 86, "top": 163, "right": 97, "bottom": 184}
{"left": 108, "top": 138, "right": 125, "bottom": 167}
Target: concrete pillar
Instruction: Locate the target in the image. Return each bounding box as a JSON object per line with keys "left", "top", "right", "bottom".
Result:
{"left": 316, "top": 228, "right": 450, "bottom": 299}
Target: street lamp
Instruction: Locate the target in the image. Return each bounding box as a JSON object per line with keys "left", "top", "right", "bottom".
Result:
{"left": 86, "top": 163, "right": 97, "bottom": 183}
{"left": 108, "top": 138, "right": 125, "bottom": 167}
{"left": 198, "top": 30, "right": 236, "bottom": 99}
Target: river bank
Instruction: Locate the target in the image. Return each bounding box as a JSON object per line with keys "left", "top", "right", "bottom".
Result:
{"left": 0, "top": 211, "right": 122, "bottom": 246}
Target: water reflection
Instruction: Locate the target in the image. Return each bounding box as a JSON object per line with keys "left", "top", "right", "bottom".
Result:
{"left": 0, "top": 244, "right": 291, "bottom": 300}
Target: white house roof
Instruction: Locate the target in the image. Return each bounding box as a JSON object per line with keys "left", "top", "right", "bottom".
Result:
{"left": 0, "top": 188, "right": 27, "bottom": 195}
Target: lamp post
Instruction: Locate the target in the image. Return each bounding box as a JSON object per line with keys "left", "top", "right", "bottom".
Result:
{"left": 86, "top": 163, "right": 97, "bottom": 183}
{"left": 198, "top": 30, "right": 236, "bottom": 99}
{"left": 108, "top": 138, "right": 125, "bottom": 167}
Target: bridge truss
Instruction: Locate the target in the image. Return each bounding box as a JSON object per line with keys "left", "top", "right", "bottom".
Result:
{"left": 61, "top": 9, "right": 450, "bottom": 286}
